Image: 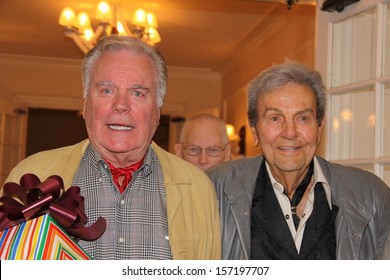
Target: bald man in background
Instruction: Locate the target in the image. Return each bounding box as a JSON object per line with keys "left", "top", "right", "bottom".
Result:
{"left": 175, "top": 114, "right": 231, "bottom": 172}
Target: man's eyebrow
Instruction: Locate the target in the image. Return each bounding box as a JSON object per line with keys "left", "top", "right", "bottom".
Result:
{"left": 94, "top": 82, "right": 151, "bottom": 92}
{"left": 295, "top": 109, "right": 315, "bottom": 115}
{"left": 262, "top": 108, "right": 314, "bottom": 116}
{"left": 262, "top": 107, "right": 282, "bottom": 116}
{"left": 130, "top": 84, "right": 150, "bottom": 91}
{"left": 96, "top": 81, "right": 113, "bottom": 86}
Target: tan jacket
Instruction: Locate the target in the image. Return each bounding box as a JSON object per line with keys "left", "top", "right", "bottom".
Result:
{"left": 3, "top": 139, "right": 221, "bottom": 260}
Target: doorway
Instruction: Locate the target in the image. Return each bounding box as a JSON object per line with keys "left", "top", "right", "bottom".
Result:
{"left": 26, "top": 108, "right": 171, "bottom": 156}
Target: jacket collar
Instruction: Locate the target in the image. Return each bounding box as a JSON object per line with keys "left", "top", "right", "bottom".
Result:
{"left": 224, "top": 156, "right": 263, "bottom": 203}
{"left": 224, "top": 156, "right": 263, "bottom": 259}
{"left": 310, "top": 157, "right": 373, "bottom": 258}
{"left": 316, "top": 156, "right": 371, "bottom": 217}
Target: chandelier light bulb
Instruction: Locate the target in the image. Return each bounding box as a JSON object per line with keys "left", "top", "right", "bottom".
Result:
{"left": 82, "top": 28, "right": 95, "bottom": 42}
{"left": 96, "top": 1, "right": 112, "bottom": 23}
{"left": 77, "top": 12, "right": 92, "bottom": 31}
{"left": 145, "top": 27, "right": 161, "bottom": 45}
{"left": 132, "top": 8, "right": 148, "bottom": 27}
{"left": 58, "top": 7, "right": 77, "bottom": 28}
{"left": 147, "top": 12, "right": 158, "bottom": 28}
{"left": 116, "top": 21, "right": 127, "bottom": 36}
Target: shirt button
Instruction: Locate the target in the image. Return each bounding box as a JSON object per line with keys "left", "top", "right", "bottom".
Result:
{"left": 285, "top": 214, "right": 290, "bottom": 219}
{"left": 244, "top": 211, "right": 248, "bottom": 216}
{"left": 121, "top": 200, "right": 125, "bottom": 205}
{"left": 119, "top": 237, "right": 124, "bottom": 243}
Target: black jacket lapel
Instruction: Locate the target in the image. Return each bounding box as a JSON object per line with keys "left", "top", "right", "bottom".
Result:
{"left": 251, "top": 162, "right": 299, "bottom": 259}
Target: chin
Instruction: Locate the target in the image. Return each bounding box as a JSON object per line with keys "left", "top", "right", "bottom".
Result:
{"left": 275, "top": 159, "right": 306, "bottom": 171}
{"left": 104, "top": 141, "right": 135, "bottom": 152}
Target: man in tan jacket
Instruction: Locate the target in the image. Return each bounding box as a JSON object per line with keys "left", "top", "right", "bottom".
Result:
{"left": 2, "top": 35, "right": 221, "bottom": 260}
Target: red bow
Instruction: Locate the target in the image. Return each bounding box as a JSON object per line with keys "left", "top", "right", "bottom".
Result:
{"left": 0, "top": 173, "right": 106, "bottom": 241}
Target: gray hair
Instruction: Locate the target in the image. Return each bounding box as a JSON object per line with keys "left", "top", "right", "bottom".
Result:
{"left": 247, "top": 61, "right": 326, "bottom": 127}
{"left": 179, "top": 113, "right": 229, "bottom": 144}
{"left": 82, "top": 35, "right": 168, "bottom": 108}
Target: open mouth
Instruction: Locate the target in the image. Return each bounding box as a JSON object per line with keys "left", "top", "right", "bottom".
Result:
{"left": 108, "top": 124, "right": 133, "bottom": 131}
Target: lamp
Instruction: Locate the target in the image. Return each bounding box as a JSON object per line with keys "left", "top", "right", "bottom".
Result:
{"left": 226, "top": 124, "right": 246, "bottom": 159}
{"left": 58, "top": 1, "right": 161, "bottom": 54}
{"left": 226, "top": 124, "right": 238, "bottom": 142}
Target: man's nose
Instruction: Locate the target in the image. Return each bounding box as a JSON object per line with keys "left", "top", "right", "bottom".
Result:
{"left": 112, "top": 93, "right": 130, "bottom": 112}
{"left": 198, "top": 149, "right": 209, "bottom": 164}
{"left": 282, "top": 119, "right": 298, "bottom": 139}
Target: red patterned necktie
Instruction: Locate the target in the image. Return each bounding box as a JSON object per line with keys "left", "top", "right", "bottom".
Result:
{"left": 106, "top": 159, "right": 144, "bottom": 194}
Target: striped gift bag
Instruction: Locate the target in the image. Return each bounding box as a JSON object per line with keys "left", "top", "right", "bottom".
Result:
{"left": 0, "top": 214, "right": 91, "bottom": 260}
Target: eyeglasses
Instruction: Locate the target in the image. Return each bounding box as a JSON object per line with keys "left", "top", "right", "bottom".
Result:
{"left": 183, "top": 144, "right": 227, "bottom": 157}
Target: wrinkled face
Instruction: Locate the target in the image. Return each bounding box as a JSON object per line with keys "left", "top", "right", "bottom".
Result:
{"left": 83, "top": 50, "right": 160, "bottom": 164}
{"left": 175, "top": 119, "right": 231, "bottom": 172}
{"left": 251, "top": 83, "right": 324, "bottom": 178}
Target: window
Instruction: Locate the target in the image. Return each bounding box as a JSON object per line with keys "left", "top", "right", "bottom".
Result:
{"left": 317, "top": 1, "right": 390, "bottom": 186}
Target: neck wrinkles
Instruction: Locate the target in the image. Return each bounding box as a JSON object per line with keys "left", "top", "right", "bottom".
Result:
{"left": 268, "top": 162, "right": 313, "bottom": 198}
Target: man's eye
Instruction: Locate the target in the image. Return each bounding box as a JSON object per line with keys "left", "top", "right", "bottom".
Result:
{"left": 298, "top": 115, "right": 311, "bottom": 123}
{"left": 102, "top": 88, "right": 113, "bottom": 94}
{"left": 131, "top": 90, "right": 146, "bottom": 98}
{"left": 134, "top": 91, "right": 143, "bottom": 97}
{"left": 269, "top": 116, "right": 281, "bottom": 122}
{"left": 188, "top": 147, "right": 198, "bottom": 153}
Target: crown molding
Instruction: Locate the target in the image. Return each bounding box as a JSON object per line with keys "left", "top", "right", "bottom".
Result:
{"left": 160, "top": 103, "right": 186, "bottom": 115}
{"left": 16, "top": 94, "right": 84, "bottom": 111}
{"left": 0, "top": 53, "right": 222, "bottom": 78}
{"left": 167, "top": 65, "right": 220, "bottom": 78}
{"left": 0, "top": 53, "right": 82, "bottom": 68}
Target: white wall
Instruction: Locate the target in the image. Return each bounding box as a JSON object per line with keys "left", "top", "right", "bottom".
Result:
{"left": 162, "top": 66, "right": 221, "bottom": 118}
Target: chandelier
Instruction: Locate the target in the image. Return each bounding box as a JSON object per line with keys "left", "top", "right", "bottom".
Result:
{"left": 58, "top": 1, "right": 161, "bottom": 54}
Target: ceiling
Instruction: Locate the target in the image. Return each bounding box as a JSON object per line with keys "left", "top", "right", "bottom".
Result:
{"left": 0, "top": 0, "right": 316, "bottom": 72}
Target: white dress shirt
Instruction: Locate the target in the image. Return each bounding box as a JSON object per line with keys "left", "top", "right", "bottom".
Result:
{"left": 267, "top": 156, "right": 332, "bottom": 253}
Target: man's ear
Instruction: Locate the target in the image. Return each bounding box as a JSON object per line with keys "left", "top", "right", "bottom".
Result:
{"left": 82, "top": 98, "right": 87, "bottom": 120}
{"left": 157, "top": 107, "right": 161, "bottom": 124}
{"left": 317, "top": 117, "right": 326, "bottom": 145}
{"left": 250, "top": 126, "right": 260, "bottom": 147}
{"left": 174, "top": 143, "right": 184, "bottom": 158}
{"left": 224, "top": 144, "right": 232, "bottom": 161}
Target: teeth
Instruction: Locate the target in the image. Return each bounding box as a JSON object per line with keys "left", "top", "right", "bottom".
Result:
{"left": 280, "top": 147, "right": 298, "bottom": 150}
{"left": 108, "top": 125, "right": 132, "bottom": 131}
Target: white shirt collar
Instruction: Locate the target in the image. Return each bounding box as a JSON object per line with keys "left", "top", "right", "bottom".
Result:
{"left": 265, "top": 156, "right": 332, "bottom": 208}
